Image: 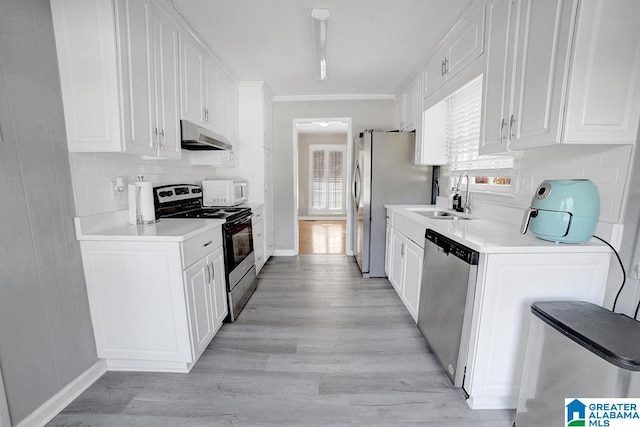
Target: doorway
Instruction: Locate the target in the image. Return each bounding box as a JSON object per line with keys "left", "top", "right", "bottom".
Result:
{"left": 293, "top": 119, "right": 353, "bottom": 255}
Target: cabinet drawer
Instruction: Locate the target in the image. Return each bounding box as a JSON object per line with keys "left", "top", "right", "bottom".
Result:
{"left": 251, "top": 205, "right": 264, "bottom": 224}
{"left": 182, "top": 227, "right": 223, "bottom": 268}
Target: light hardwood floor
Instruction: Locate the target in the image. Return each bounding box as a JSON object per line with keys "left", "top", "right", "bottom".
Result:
{"left": 48, "top": 256, "right": 513, "bottom": 426}
{"left": 299, "top": 220, "right": 346, "bottom": 254}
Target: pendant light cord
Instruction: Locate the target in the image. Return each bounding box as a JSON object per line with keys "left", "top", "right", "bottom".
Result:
{"left": 593, "top": 235, "right": 628, "bottom": 315}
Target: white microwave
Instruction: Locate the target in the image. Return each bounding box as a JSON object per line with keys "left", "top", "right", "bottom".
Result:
{"left": 202, "top": 179, "right": 248, "bottom": 206}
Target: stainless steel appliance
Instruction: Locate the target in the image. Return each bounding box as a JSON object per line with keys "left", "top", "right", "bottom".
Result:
{"left": 520, "top": 179, "right": 600, "bottom": 243}
{"left": 180, "top": 119, "right": 233, "bottom": 151}
{"left": 202, "top": 179, "right": 248, "bottom": 207}
{"left": 154, "top": 184, "right": 256, "bottom": 322}
{"left": 417, "top": 229, "right": 479, "bottom": 389}
{"left": 353, "top": 130, "right": 430, "bottom": 277}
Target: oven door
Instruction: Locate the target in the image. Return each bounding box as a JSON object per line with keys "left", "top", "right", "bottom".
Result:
{"left": 224, "top": 215, "right": 254, "bottom": 288}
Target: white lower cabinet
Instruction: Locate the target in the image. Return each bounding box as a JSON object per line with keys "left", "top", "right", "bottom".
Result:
{"left": 386, "top": 216, "right": 424, "bottom": 322}
{"left": 250, "top": 204, "right": 266, "bottom": 273}
{"left": 183, "top": 246, "right": 227, "bottom": 361}
{"left": 464, "top": 251, "right": 610, "bottom": 409}
{"left": 80, "top": 226, "right": 227, "bottom": 372}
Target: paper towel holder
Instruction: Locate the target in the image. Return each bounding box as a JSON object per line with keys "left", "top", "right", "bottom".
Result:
{"left": 129, "top": 176, "right": 158, "bottom": 225}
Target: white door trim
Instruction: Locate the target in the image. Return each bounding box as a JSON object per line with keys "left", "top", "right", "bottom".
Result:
{"left": 292, "top": 118, "right": 353, "bottom": 256}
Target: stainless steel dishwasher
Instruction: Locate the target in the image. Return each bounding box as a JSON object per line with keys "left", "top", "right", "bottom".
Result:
{"left": 417, "top": 229, "right": 479, "bottom": 389}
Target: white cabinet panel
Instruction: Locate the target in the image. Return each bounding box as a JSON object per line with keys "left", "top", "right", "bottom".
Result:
{"left": 509, "top": 0, "right": 576, "bottom": 150}
{"left": 210, "top": 247, "right": 228, "bottom": 326}
{"left": 401, "top": 239, "right": 423, "bottom": 320}
{"left": 479, "top": 0, "right": 516, "bottom": 154}
{"left": 183, "top": 257, "right": 214, "bottom": 359}
{"left": 563, "top": 0, "right": 640, "bottom": 144}
{"left": 423, "top": 5, "right": 485, "bottom": 99}
{"left": 181, "top": 33, "right": 206, "bottom": 124}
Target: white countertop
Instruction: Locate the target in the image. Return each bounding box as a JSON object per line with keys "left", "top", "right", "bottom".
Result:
{"left": 385, "top": 205, "right": 610, "bottom": 254}
{"left": 75, "top": 210, "right": 225, "bottom": 242}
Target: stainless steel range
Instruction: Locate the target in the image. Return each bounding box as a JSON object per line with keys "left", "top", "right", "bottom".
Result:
{"left": 154, "top": 184, "right": 257, "bottom": 322}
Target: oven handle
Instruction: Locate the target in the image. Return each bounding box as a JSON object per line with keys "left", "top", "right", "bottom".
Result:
{"left": 226, "top": 214, "right": 253, "bottom": 227}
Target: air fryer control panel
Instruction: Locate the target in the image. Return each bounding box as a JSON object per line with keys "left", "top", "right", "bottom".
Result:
{"left": 534, "top": 182, "right": 552, "bottom": 200}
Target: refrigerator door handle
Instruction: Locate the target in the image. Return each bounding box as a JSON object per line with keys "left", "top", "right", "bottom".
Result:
{"left": 353, "top": 163, "right": 361, "bottom": 206}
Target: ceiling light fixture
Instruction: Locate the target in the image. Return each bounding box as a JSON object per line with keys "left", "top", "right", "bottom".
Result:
{"left": 311, "top": 8, "right": 330, "bottom": 81}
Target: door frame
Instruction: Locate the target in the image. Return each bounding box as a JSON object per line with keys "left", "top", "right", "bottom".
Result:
{"left": 292, "top": 118, "right": 353, "bottom": 255}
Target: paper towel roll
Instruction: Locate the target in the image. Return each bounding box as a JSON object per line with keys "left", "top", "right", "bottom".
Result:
{"left": 136, "top": 181, "right": 156, "bottom": 223}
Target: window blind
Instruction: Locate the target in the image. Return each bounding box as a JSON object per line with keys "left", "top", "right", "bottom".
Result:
{"left": 448, "top": 76, "right": 514, "bottom": 173}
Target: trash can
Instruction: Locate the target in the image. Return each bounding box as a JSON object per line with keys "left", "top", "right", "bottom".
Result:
{"left": 514, "top": 301, "right": 640, "bottom": 426}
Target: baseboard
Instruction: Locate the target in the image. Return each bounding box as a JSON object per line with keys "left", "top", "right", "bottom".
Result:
{"left": 16, "top": 359, "right": 107, "bottom": 427}
{"left": 272, "top": 249, "right": 297, "bottom": 256}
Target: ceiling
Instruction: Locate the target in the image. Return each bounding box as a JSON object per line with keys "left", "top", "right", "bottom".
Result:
{"left": 171, "top": 0, "right": 473, "bottom": 98}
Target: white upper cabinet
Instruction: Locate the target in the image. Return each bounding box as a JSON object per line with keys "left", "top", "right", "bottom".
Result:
{"left": 481, "top": 0, "right": 640, "bottom": 153}
{"left": 424, "top": 5, "right": 485, "bottom": 98}
{"left": 180, "top": 31, "right": 238, "bottom": 151}
{"left": 180, "top": 32, "right": 207, "bottom": 125}
{"left": 117, "top": 0, "right": 180, "bottom": 158}
{"left": 51, "top": 0, "right": 180, "bottom": 157}
{"left": 396, "top": 77, "right": 421, "bottom": 132}
{"left": 562, "top": 0, "right": 640, "bottom": 145}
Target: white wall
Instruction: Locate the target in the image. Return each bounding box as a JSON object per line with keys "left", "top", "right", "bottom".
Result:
{"left": 272, "top": 99, "right": 395, "bottom": 252}
{"left": 0, "top": 0, "right": 97, "bottom": 423}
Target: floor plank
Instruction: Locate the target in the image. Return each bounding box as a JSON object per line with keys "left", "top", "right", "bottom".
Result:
{"left": 47, "top": 255, "right": 514, "bottom": 426}
{"left": 298, "top": 220, "right": 346, "bottom": 254}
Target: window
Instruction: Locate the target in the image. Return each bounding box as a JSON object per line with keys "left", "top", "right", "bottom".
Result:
{"left": 309, "top": 145, "right": 346, "bottom": 214}
{"left": 436, "top": 75, "right": 514, "bottom": 192}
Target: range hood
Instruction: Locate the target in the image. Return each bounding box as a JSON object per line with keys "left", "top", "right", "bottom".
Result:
{"left": 180, "top": 120, "right": 232, "bottom": 151}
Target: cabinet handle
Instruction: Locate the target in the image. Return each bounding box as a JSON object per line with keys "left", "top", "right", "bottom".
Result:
{"left": 509, "top": 114, "right": 516, "bottom": 141}
{"left": 441, "top": 59, "right": 446, "bottom": 76}
{"left": 159, "top": 129, "right": 165, "bottom": 137}
{"left": 203, "top": 240, "right": 213, "bottom": 247}
{"left": 444, "top": 57, "right": 449, "bottom": 74}
{"left": 401, "top": 243, "right": 405, "bottom": 257}
{"left": 209, "top": 262, "right": 214, "bottom": 281}
{"left": 205, "top": 263, "right": 210, "bottom": 283}
{"left": 499, "top": 118, "right": 506, "bottom": 144}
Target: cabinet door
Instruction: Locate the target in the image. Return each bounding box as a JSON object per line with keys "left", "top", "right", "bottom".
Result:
{"left": 51, "top": 0, "right": 123, "bottom": 152}
{"left": 384, "top": 223, "right": 392, "bottom": 276}
{"left": 183, "top": 257, "right": 214, "bottom": 359}
{"left": 389, "top": 230, "right": 404, "bottom": 294}
{"left": 563, "top": 0, "right": 640, "bottom": 144}
{"left": 204, "top": 58, "right": 220, "bottom": 131}
{"left": 479, "top": 0, "right": 516, "bottom": 154}
{"left": 424, "top": 47, "right": 447, "bottom": 98}
{"left": 154, "top": 7, "right": 180, "bottom": 158}
{"left": 209, "top": 248, "right": 228, "bottom": 328}
{"left": 401, "top": 239, "right": 423, "bottom": 322}
{"left": 446, "top": 5, "right": 485, "bottom": 79}
{"left": 509, "top": 0, "right": 577, "bottom": 150}
{"left": 181, "top": 34, "right": 206, "bottom": 125}
{"left": 117, "top": 0, "right": 156, "bottom": 156}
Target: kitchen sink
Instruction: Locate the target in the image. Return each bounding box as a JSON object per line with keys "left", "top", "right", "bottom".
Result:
{"left": 410, "top": 209, "right": 475, "bottom": 220}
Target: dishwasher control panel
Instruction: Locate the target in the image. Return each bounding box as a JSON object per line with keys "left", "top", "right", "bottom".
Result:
{"left": 425, "top": 229, "right": 479, "bottom": 265}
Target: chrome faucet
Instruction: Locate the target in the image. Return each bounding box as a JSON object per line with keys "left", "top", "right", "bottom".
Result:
{"left": 456, "top": 171, "right": 472, "bottom": 214}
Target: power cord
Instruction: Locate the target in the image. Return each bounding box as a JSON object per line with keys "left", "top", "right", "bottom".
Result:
{"left": 593, "top": 235, "right": 627, "bottom": 315}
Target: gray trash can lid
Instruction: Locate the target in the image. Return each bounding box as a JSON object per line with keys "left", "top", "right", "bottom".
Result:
{"left": 532, "top": 301, "right": 640, "bottom": 371}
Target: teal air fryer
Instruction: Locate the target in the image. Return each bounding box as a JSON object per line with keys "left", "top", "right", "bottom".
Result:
{"left": 520, "top": 180, "right": 600, "bottom": 243}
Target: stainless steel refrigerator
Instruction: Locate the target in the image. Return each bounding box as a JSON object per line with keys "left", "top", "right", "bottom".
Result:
{"left": 353, "top": 130, "right": 431, "bottom": 277}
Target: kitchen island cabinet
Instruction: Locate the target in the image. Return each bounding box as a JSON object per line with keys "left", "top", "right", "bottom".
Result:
{"left": 75, "top": 214, "right": 227, "bottom": 372}
{"left": 384, "top": 205, "right": 611, "bottom": 409}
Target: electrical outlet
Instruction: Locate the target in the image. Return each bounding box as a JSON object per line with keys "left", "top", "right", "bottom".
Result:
{"left": 110, "top": 177, "right": 126, "bottom": 201}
